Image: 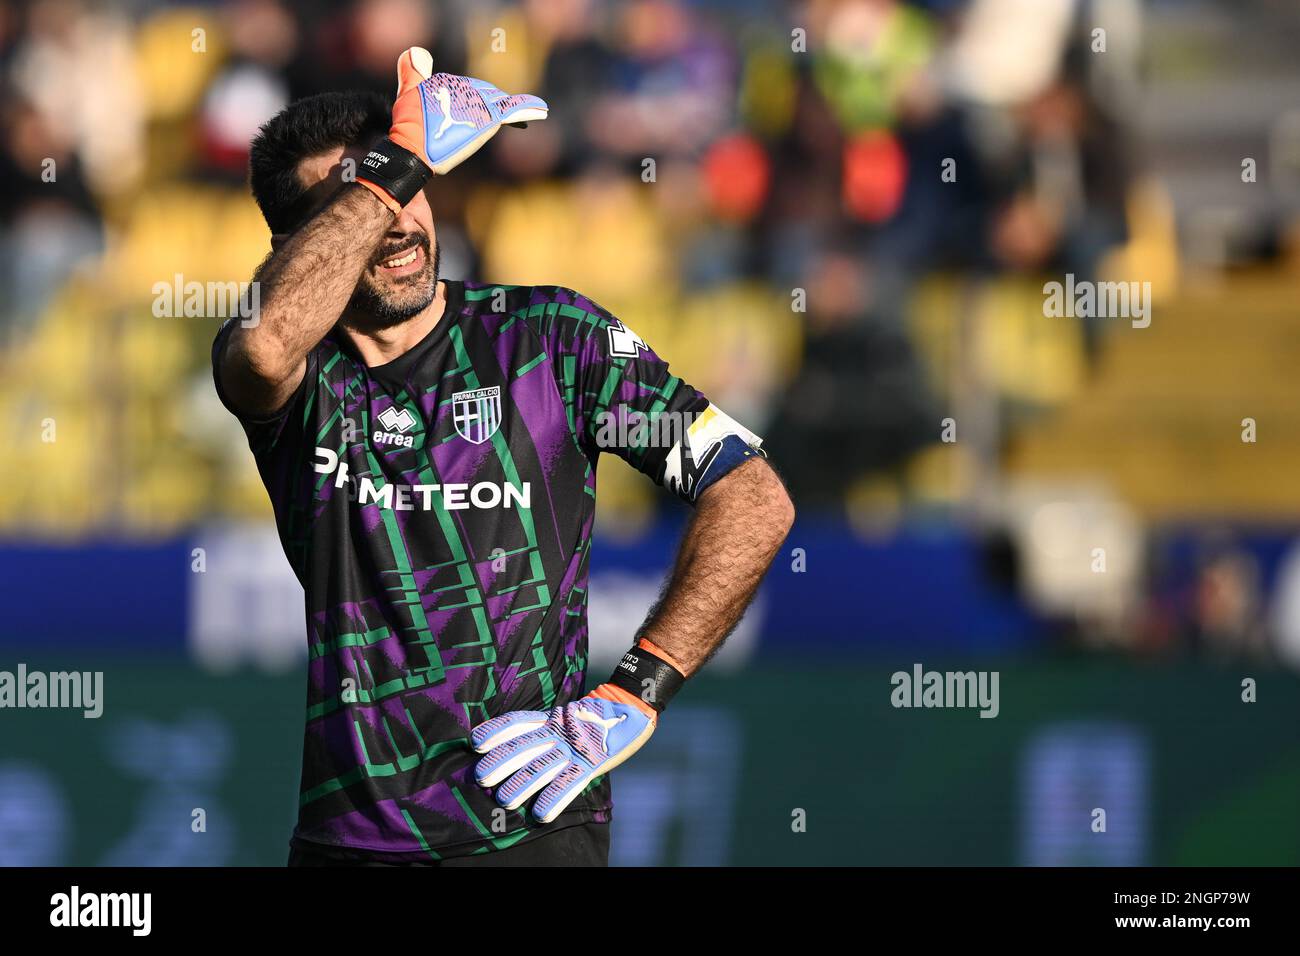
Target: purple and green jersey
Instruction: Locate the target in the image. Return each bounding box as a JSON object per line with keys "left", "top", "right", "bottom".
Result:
{"left": 212, "top": 282, "right": 763, "bottom": 860}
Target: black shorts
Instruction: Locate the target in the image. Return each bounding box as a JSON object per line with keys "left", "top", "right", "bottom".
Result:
{"left": 287, "top": 822, "right": 610, "bottom": 867}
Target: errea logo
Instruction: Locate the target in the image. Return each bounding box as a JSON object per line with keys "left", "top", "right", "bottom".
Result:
{"left": 374, "top": 405, "right": 418, "bottom": 448}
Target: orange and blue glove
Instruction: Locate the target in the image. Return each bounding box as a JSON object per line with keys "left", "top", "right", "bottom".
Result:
{"left": 358, "top": 46, "right": 548, "bottom": 213}
{"left": 470, "top": 640, "right": 686, "bottom": 823}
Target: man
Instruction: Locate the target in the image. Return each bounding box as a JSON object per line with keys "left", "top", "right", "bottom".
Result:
{"left": 214, "top": 48, "right": 793, "bottom": 866}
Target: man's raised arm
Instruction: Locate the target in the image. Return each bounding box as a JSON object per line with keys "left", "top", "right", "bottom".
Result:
{"left": 220, "top": 46, "right": 548, "bottom": 417}
{"left": 219, "top": 187, "right": 393, "bottom": 417}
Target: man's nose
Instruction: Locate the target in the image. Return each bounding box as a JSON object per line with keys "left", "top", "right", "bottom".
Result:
{"left": 392, "top": 206, "right": 425, "bottom": 236}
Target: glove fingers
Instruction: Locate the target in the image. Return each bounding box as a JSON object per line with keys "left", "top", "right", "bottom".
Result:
{"left": 493, "top": 97, "right": 548, "bottom": 126}
{"left": 531, "top": 763, "right": 595, "bottom": 823}
{"left": 474, "top": 728, "right": 556, "bottom": 787}
{"left": 467, "top": 77, "right": 513, "bottom": 103}
{"left": 471, "top": 710, "right": 548, "bottom": 752}
{"left": 396, "top": 47, "right": 434, "bottom": 97}
{"left": 466, "top": 77, "right": 549, "bottom": 124}
{"left": 494, "top": 750, "right": 570, "bottom": 810}
{"left": 500, "top": 105, "right": 548, "bottom": 126}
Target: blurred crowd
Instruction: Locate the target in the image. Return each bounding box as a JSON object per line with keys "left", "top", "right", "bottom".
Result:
{"left": 0, "top": 0, "right": 1150, "bottom": 530}
{"left": 6, "top": 0, "right": 1300, "bottom": 666}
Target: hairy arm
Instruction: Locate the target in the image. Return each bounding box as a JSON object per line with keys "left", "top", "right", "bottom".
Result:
{"left": 219, "top": 186, "right": 394, "bottom": 415}
{"left": 639, "top": 457, "right": 795, "bottom": 675}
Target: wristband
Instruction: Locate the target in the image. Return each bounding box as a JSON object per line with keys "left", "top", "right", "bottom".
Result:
{"left": 356, "top": 137, "right": 432, "bottom": 213}
{"left": 606, "top": 640, "right": 686, "bottom": 714}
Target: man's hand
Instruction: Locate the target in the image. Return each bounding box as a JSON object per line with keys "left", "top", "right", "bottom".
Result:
{"left": 357, "top": 47, "right": 548, "bottom": 211}
{"left": 390, "top": 47, "right": 548, "bottom": 174}
{"left": 471, "top": 685, "right": 656, "bottom": 824}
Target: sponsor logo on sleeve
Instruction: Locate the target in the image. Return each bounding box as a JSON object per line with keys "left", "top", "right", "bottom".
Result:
{"left": 607, "top": 320, "right": 649, "bottom": 359}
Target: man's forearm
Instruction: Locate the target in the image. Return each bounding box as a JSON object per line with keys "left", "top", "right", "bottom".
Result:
{"left": 639, "top": 458, "right": 795, "bottom": 676}
{"left": 223, "top": 186, "right": 393, "bottom": 413}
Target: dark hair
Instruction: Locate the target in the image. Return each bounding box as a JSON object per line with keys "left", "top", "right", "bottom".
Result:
{"left": 249, "top": 90, "right": 391, "bottom": 233}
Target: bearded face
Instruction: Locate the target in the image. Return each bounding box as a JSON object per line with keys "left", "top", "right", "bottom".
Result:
{"left": 344, "top": 228, "right": 441, "bottom": 331}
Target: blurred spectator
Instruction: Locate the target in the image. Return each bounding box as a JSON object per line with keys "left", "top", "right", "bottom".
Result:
{"left": 196, "top": 0, "right": 298, "bottom": 181}
{"left": 1189, "top": 541, "right": 1268, "bottom": 660}
{"left": 585, "top": 0, "right": 736, "bottom": 165}
{"left": 524, "top": 0, "right": 617, "bottom": 177}
{"left": 8, "top": 0, "right": 143, "bottom": 194}
{"left": 767, "top": 234, "right": 937, "bottom": 505}
{"left": 0, "top": 89, "right": 102, "bottom": 341}
{"left": 285, "top": 0, "right": 462, "bottom": 98}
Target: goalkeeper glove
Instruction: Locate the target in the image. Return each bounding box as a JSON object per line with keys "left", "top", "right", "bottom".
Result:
{"left": 357, "top": 46, "right": 548, "bottom": 213}
{"left": 471, "top": 640, "right": 686, "bottom": 823}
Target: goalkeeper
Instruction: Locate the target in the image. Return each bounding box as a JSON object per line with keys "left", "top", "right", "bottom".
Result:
{"left": 213, "top": 47, "right": 793, "bottom": 866}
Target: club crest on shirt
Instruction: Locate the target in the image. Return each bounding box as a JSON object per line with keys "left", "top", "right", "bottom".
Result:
{"left": 451, "top": 386, "right": 502, "bottom": 444}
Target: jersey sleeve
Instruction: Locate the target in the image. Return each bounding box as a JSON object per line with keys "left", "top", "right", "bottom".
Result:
{"left": 525, "top": 287, "right": 766, "bottom": 504}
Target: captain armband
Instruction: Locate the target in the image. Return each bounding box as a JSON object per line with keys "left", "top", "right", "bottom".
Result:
{"left": 661, "top": 403, "right": 766, "bottom": 504}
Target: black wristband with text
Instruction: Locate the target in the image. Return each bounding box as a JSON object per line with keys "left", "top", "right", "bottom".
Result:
{"left": 356, "top": 137, "right": 432, "bottom": 209}
{"left": 607, "top": 645, "right": 686, "bottom": 714}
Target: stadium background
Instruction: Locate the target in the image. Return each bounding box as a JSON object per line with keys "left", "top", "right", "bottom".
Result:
{"left": 2, "top": 0, "right": 1299, "bottom": 865}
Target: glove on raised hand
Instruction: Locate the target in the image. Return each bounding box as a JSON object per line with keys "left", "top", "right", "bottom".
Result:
{"left": 358, "top": 46, "right": 548, "bottom": 212}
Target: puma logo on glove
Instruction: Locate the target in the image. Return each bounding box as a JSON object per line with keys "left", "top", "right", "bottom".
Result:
{"left": 357, "top": 46, "right": 548, "bottom": 211}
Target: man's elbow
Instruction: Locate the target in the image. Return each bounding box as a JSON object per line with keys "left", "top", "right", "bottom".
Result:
{"left": 739, "top": 457, "right": 796, "bottom": 544}
{"left": 766, "top": 471, "right": 796, "bottom": 541}
{"left": 699, "top": 456, "right": 795, "bottom": 543}
{"left": 219, "top": 326, "right": 304, "bottom": 417}
{"left": 229, "top": 327, "right": 295, "bottom": 389}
